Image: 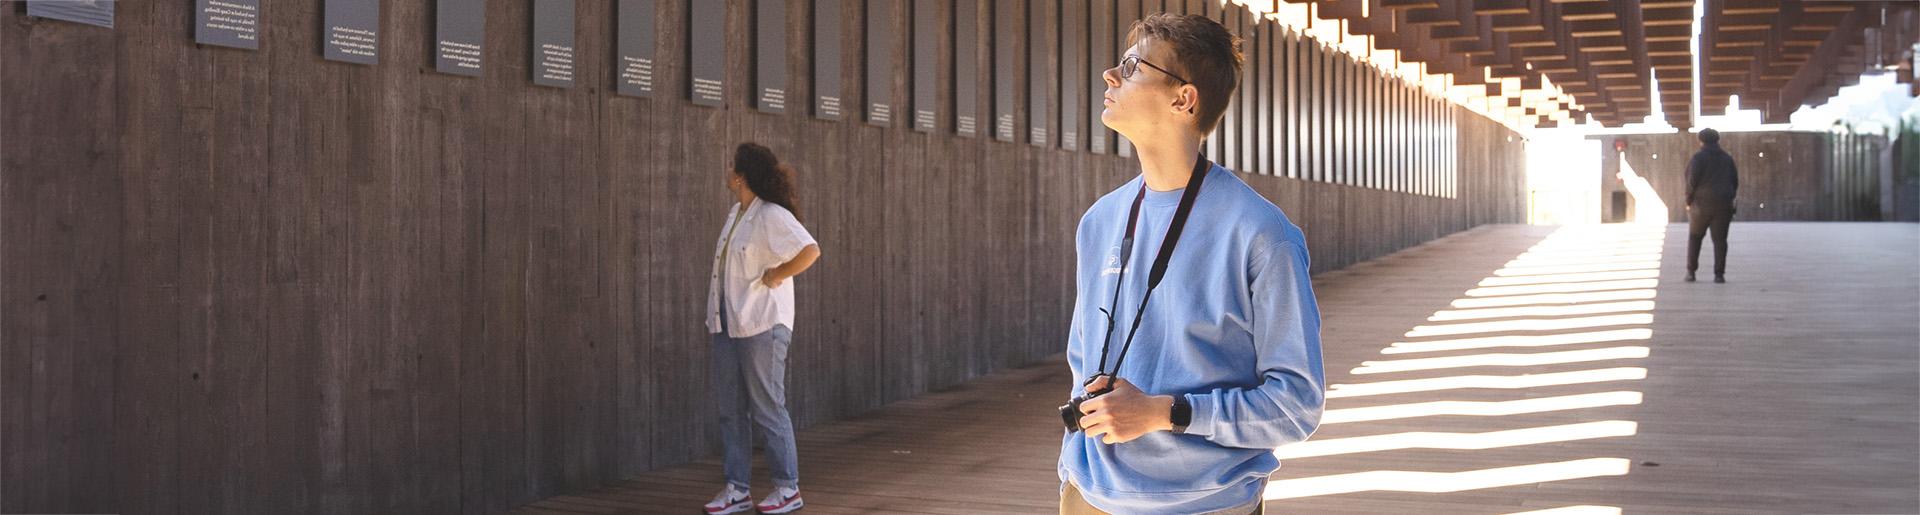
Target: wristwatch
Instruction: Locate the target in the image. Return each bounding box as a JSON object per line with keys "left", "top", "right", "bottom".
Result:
{"left": 1169, "top": 396, "right": 1193, "bottom": 434}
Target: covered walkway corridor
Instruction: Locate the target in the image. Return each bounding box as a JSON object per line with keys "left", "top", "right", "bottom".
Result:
{"left": 515, "top": 223, "right": 1919, "bottom": 514}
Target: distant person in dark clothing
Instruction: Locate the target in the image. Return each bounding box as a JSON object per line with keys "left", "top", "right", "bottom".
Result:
{"left": 1685, "top": 128, "right": 1739, "bottom": 283}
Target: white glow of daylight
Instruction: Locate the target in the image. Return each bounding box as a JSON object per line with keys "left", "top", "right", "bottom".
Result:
{"left": 1325, "top": 367, "right": 1648, "bottom": 398}
{"left": 1448, "top": 290, "right": 1657, "bottom": 310}
{"left": 1263, "top": 458, "right": 1633, "bottom": 500}
{"left": 1352, "top": 347, "right": 1649, "bottom": 375}
{"left": 1321, "top": 391, "right": 1644, "bottom": 424}
{"left": 1273, "top": 420, "right": 1638, "bottom": 459}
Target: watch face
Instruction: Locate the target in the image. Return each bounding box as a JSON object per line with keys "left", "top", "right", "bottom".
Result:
{"left": 1171, "top": 397, "right": 1193, "bottom": 428}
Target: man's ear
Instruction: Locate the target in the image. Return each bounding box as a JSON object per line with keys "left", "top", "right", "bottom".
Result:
{"left": 1169, "top": 84, "right": 1199, "bottom": 115}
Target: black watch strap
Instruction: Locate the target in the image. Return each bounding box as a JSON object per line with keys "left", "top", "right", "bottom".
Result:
{"left": 1170, "top": 396, "right": 1193, "bottom": 433}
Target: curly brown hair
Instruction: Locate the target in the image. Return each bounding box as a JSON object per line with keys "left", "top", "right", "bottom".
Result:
{"left": 733, "top": 142, "right": 801, "bottom": 222}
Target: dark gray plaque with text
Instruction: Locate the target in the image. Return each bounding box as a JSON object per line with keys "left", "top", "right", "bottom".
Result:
{"left": 814, "top": 0, "right": 843, "bottom": 120}
{"left": 756, "top": 0, "right": 787, "bottom": 112}
{"left": 324, "top": 0, "right": 380, "bottom": 64}
{"left": 1058, "top": 0, "right": 1078, "bottom": 151}
{"left": 954, "top": 0, "right": 979, "bottom": 137}
{"left": 993, "top": 0, "right": 1016, "bottom": 142}
{"left": 196, "top": 0, "right": 261, "bottom": 49}
{"left": 912, "top": 0, "right": 938, "bottom": 132}
{"left": 1115, "top": 0, "right": 1136, "bottom": 158}
{"left": 436, "top": 0, "right": 484, "bottom": 76}
{"left": 689, "top": 0, "right": 725, "bottom": 106}
{"left": 1027, "top": 0, "right": 1048, "bottom": 146}
{"left": 27, "top": 0, "right": 114, "bottom": 28}
{"left": 1087, "top": 0, "right": 1108, "bottom": 154}
{"left": 532, "top": 0, "right": 576, "bottom": 88}
{"left": 865, "top": 0, "right": 895, "bottom": 127}
{"left": 617, "top": 0, "right": 656, "bottom": 97}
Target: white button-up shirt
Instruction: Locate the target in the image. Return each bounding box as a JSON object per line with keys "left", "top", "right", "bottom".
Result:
{"left": 706, "top": 198, "right": 817, "bottom": 337}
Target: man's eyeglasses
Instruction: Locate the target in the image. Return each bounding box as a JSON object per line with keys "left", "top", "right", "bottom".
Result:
{"left": 1119, "top": 55, "right": 1189, "bottom": 86}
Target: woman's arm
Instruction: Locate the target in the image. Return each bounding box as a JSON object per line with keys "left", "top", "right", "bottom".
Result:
{"left": 760, "top": 244, "right": 821, "bottom": 288}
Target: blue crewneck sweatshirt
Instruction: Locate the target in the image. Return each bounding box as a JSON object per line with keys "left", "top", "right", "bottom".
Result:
{"left": 1057, "top": 163, "right": 1326, "bottom": 514}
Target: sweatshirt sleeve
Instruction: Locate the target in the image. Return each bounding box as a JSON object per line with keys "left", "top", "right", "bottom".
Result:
{"left": 1181, "top": 239, "right": 1326, "bottom": 450}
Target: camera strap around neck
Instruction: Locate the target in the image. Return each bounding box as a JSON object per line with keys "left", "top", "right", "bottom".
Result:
{"left": 1090, "top": 153, "right": 1211, "bottom": 385}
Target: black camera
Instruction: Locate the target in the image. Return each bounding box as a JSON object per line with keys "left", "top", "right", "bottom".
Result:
{"left": 1059, "top": 375, "right": 1116, "bottom": 432}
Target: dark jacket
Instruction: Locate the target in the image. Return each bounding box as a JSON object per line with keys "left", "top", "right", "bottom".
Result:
{"left": 1686, "top": 143, "right": 1739, "bottom": 210}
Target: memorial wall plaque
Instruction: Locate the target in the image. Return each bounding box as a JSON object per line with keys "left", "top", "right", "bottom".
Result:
{"left": 1365, "top": 68, "right": 1376, "bottom": 187}
{"left": 436, "top": 0, "right": 484, "bottom": 76}
{"left": 1057, "top": 0, "right": 1078, "bottom": 151}
{"left": 26, "top": 0, "right": 114, "bottom": 28}
{"left": 865, "top": 0, "right": 895, "bottom": 127}
{"left": 324, "top": 0, "right": 380, "bottom": 64}
{"left": 814, "top": 0, "right": 843, "bottom": 120}
{"left": 953, "top": 0, "right": 979, "bottom": 137}
{"left": 1086, "top": 0, "right": 1109, "bottom": 154}
{"left": 1239, "top": 12, "right": 1255, "bottom": 173}
{"left": 1310, "top": 35, "right": 1323, "bottom": 181}
{"left": 756, "top": 0, "right": 787, "bottom": 112}
{"left": 911, "top": 0, "right": 938, "bottom": 132}
{"left": 993, "top": 0, "right": 1016, "bottom": 142}
{"left": 532, "top": 0, "right": 576, "bottom": 88}
{"left": 1275, "top": 27, "right": 1291, "bottom": 178}
{"left": 196, "top": 0, "right": 261, "bottom": 50}
{"left": 689, "top": 0, "right": 725, "bottom": 106}
{"left": 1258, "top": 20, "right": 1274, "bottom": 175}
{"left": 617, "top": 0, "right": 656, "bottom": 96}
{"left": 1218, "top": 11, "right": 1235, "bottom": 169}
{"left": 1115, "top": 0, "right": 1137, "bottom": 158}
{"left": 1027, "top": 0, "right": 1048, "bottom": 147}
{"left": 1338, "top": 57, "right": 1349, "bottom": 184}
{"left": 1251, "top": 19, "right": 1267, "bottom": 174}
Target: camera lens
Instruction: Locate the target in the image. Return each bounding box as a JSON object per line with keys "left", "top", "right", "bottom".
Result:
{"left": 1059, "top": 396, "right": 1086, "bottom": 432}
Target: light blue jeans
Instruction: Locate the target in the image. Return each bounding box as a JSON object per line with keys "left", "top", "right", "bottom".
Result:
{"left": 711, "top": 323, "right": 798, "bottom": 491}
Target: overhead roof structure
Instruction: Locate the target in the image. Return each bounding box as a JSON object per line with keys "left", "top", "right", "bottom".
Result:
{"left": 1259, "top": 0, "right": 1917, "bottom": 128}
{"left": 1700, "top": 0, "right": 1917, "bottom": 123}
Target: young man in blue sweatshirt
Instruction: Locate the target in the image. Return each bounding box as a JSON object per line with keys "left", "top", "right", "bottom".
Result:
{"left": 1058, "top": 13, "right": 1326, "bottom": 514}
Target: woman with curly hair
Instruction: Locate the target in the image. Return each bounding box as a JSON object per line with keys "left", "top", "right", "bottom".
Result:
{"left": 702, "top": 142, "right": 820, "bottom": 515}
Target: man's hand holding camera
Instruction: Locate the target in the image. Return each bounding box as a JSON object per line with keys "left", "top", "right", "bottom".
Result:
{"left": 1076, "top": 376, "right": 1174, "bottom": 445}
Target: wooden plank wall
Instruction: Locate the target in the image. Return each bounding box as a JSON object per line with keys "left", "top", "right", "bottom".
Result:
{"left": 0, "top": 1, "right": 1523, "bottom": 513}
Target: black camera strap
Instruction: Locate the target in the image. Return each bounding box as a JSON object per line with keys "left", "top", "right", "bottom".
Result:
{"left": 1090, "top": 153, "right": 1211, "bottom": 386}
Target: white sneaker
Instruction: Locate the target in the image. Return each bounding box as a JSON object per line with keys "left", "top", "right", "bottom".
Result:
{"left": 755, "top": 486, "right": 804, "bottom": 514}
{"left": 703, "top": 484, "right": 751, "bottom": 514}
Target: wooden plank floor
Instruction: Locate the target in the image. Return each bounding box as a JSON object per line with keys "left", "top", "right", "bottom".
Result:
{"left": 512, "top": 223, "right": 1920, "bottom": 515}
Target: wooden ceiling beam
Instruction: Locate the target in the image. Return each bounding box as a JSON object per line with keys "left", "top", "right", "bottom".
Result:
{"left": 1774, "top": 6, "right": 1873, "bottom": 122}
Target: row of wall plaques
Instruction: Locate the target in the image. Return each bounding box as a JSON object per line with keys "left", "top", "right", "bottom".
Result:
{"left": 26, "top": 0, "right": 115, "bottom": 28}
{"left": 35, "top": 0, "right": 1461, "bottom": 194}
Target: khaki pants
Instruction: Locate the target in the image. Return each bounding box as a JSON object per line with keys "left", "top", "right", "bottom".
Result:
{"left": 1059, "top": 482, "right": 1264, "bottom": 515}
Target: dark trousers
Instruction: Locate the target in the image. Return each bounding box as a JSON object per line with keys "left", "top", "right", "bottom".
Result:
{"left": 1687, "top": 205, "right": 1733, "bottom": 275}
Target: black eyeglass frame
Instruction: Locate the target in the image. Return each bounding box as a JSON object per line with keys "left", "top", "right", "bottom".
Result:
{"left": 1120, "top": 55, "right": 1190, "bottom": 86}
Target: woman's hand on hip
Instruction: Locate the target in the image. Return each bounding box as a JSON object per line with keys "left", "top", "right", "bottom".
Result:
{"left": 760, "top": 270, "right": 786, "bottom": 288}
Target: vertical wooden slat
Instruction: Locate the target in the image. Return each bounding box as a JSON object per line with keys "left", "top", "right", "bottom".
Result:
{"left": 1028, "top": 0, "right": 1051, "bottom": 147}
{"left": 1059, "top": 0, "right": 1080, "bottom": 152}
{"left": 1240, "top": 11, "right": 1257, "bottom": 175}
{"left": 1257, "top": 16, "right": 1273, "bottom": 176}
{"left": 1285, "top": 28, "right": 1297, "bottom": 179}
